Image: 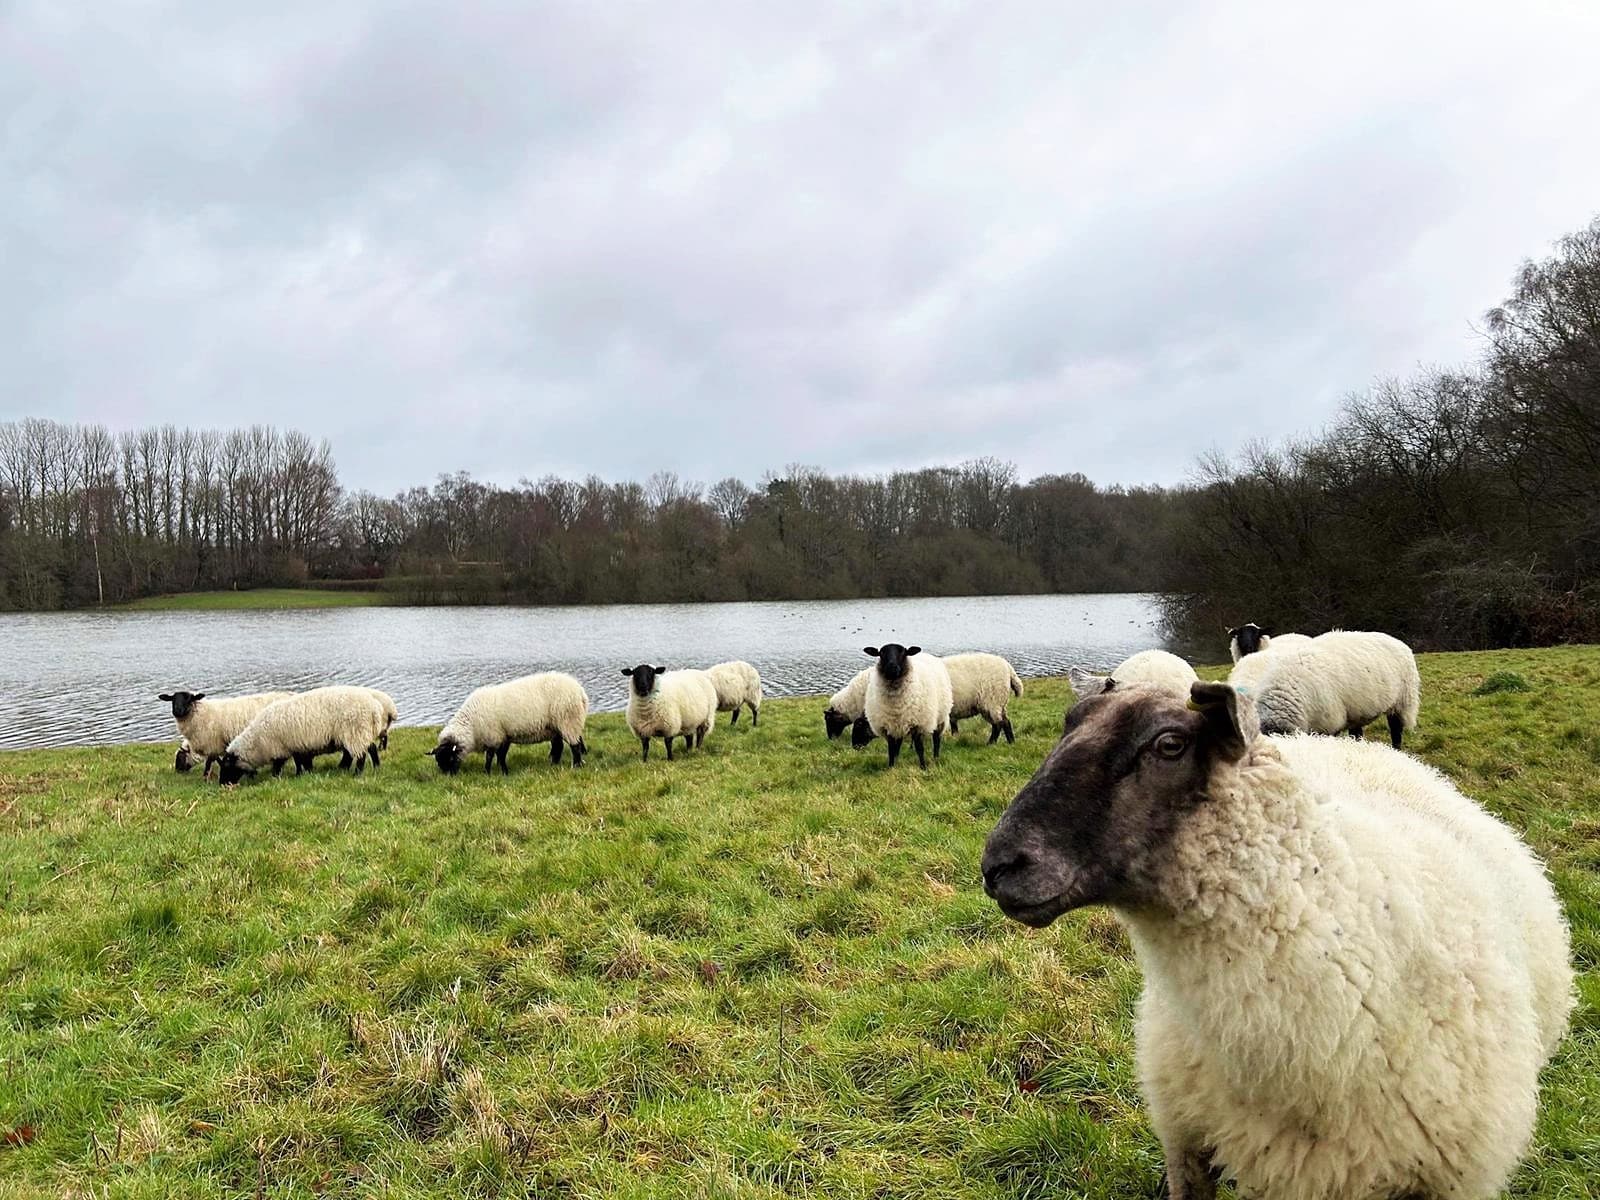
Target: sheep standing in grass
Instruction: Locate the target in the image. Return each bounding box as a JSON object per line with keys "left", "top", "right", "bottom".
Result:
{"left": 623, "top": 664, "right": 717, "bottom": 761}
{"left": 823, "top": 669, "right": 874, "bottom": 746}
{"left": 428, "top": 673, "right": 589, "bottom": 774}
{"left": 862, "top": 644, "right": 952, "bottom": 769}
{"left": 705, "top": 660, "right": 763, "bottom": 727}
{"left": 982, "top": 681, "right": 1572, "bottom": 1200}
{"left": 218, "top": 686, "right": 388, "bottom": 784}
{"left": 1067, "top": 650, "right": 1197, "bottom": 703}
{"left": 158, "top": 689, "right": 294, "bottom": 778}
{"left": 288, "top": 687, "right": 402, "bottom": 773}
{"left": 1253, "top": 629, "right": 1421, "bottom": 748}
{"left": 944, "top": 652, "right": 1024, "bottom": 744}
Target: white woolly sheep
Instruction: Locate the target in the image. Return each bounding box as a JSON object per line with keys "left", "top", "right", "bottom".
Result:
{"left": 158, "top": 689, "right": 295, "bottom": 778}
{"left": 1226, "top": 630, "right": 1316, "bottom": 693}
{"left": 287, "top": 686, "right": 402, "bottom": 774}
{"left": 622, "top": 664, "right": 717, "bottom": 761}
{"left": 1227, "top": 621, "right": 1313, "bottom": 662}
{"left": 1067, "top": 649, "right": 1198, "bottom": 704}
{"left": 823, "top": 668, "right": 873, "bottom": 746}
{"left": 944, "top": 652, "right": 1024, "bottom": 744}
{"left": 862, "top": 643, "right": 952, "bottom": 769}
{"left": 1250, "top": 629, "right": 1421, "bottom": 748}
{"left": 218, "top": 686, "right": 388, "bottom": 784}
{"left": 705, "top": 660, "right": 763, "bottom": 727}
{"left": 428, "top": 673, "right": 589, "bottom": 774}
{"left": 982, "top": 681, "right": 1573, "bottom": 1200}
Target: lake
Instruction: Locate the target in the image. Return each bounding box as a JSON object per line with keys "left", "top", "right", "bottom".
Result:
{"left": 0, "top": 593, "right": 1175, "bottom": 750}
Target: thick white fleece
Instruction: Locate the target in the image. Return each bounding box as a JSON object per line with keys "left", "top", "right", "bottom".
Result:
{"left": 1226, "top": 634, "right": 1315, "bottom": 692}
{"left": 705, "top": 660, "right": 762, "bottom": 716}
{"left": 864, "top": 653, "right": 953, "bottom": 740}
{"left": 226, "top": 686, "right": 386, "bottom": 769}
{"left": 944, "top": 652, "right": 1024, "bottom": 724}
{"left": 825, "top": 669, "right": 871, "bottom": 721}
{"left": 1229, "top": 629, "right": 1314, "bottom": 663}
{"left": 438, "top": 673, "right": 588, "bottom": 753}
{"left": 172, "top": 691, "right": 295, "bottom": 760}
{"left": 626, "top": 670, "right": 718, "bottom": 742}
{"left": 1069, "top": 650, "right": 1197, "bottom": 699}
{"left": 1252, "top": 629, "right": 1421, "bottom": 734}
{"left": 1123, "top": 732, "right": 1572, "bottom": 1200}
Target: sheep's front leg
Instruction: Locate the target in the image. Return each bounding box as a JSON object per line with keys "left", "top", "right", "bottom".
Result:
{"left": 665, "top": 736, "right": 675, "bottom": 762}
{"left": 988, "top": 717, "right": 1003, "bottom": 744}
{"left": 931, "top": 728, "right": 942, "bottom": 759}
{"left": 1003, "top": 716, "right": 1015, "bottom": 744}
{"left": 911, "top": 730, "right": 927, "bottom": 769}
{"left": 695, "top": 724, "right": 707, "bottom": 748}
{"left": 368, "top": 744, "right": 381, "bottom": 771}
{"left": 750, "top": 705, "right": 758, "bottom": 727}
{"left": 886, "top": 736, "right": 902, "bottom": 767}
{"left": 495, "top": 744, "right": 509, "bottom": 774}
{"left": 550, "top": 736, "right": 563, "bottom": 765}
{"left": 1164, "top": 1144, "right": 1216, "bottom": 1200}
{"left": 729, "top": 704, "right": 740, "bottom": 726}
{"left": 640, "top": 736, "right": 650, "bottom": 762}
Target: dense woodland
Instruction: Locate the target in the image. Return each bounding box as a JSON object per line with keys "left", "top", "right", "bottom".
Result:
{"left": 3, "top": 215, "right": 1598, "bottom": 651}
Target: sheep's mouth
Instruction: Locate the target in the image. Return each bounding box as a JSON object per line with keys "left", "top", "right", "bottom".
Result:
{"left": 995, "top": 893, "right": 1073, "bottom": 928}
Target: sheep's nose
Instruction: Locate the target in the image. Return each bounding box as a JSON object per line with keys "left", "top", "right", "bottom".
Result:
{"left": 981, "top": 851, "right": 1030, "bottom": 898}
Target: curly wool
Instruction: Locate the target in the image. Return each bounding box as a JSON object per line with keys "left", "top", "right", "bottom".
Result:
{"left": 704, "top": 661, "right": 762, "bottom": 718}
{"left": 1226, "top": 635, "right": 1315, "bottom": 693}
{"left": 626, "top": 669, "right": 718, "bottom": 742}
{"left": 1123, "top": 731, "right": 1572, "bottom": 1200}
{"left": 438, "top": 673, "right": 588, "bottom": 754}
{"left": 172, "top": 691, "right": 295, "bottom": 761}
{"left": 226, "top": 686, "right": 386, "bottom": 770}
{"left": 1252, "top": 630, "right": 1421, "bottom": 735}
{"left": 864, "top": 653, "right": 953, "bottom": 740}
{"left": 944, "top": 652, "right": 1023, "bottom": 724}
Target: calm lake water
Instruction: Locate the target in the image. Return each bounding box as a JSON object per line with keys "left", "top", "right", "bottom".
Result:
{"left": 0, "top": 593, "right": 1174, "bottom": 750}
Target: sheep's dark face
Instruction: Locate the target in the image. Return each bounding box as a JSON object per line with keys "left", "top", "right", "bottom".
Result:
{"left": 174, "top": 744, "right": 194, "bottom": 772}
{"left": 158, "top": 690, "right": 205, "bottom": 720}
{"left": 864, "top": 644, "right": 919, "bottom": 683}
{"left": 216, "top": 751, "right": 254, "bottom": 786}
{"left": 622, "top": 664, "right": 668, "bottom": 698}
{"left": 1227, "top": 623, "right": 1269, "bottom": 659}
{"left": 823, "top": 707, "right": 851, "bottom": 739}
{"left": 430, "top": 737, "right": 464, "bottom": 775}
{"left": 850, "top": 716, "right": 875, "bottom": 748}
{"left": 981, "top": 682, "right": 1253, "bottom": 926}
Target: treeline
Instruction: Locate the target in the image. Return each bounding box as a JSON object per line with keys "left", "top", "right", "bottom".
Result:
{"left": 0, "top": 426, "right": 1185, "bottom": 609}
{"left": 1163, "top": 215, "right": 1600, "bottom": 650}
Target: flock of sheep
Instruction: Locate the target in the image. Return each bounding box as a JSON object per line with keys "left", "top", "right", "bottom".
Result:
{"left": 156, "top": 622, "right": 1574, "bottom": 1200}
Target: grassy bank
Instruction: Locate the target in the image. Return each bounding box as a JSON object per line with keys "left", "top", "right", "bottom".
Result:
{"left": 1, "top": 649, "right": 1595, "bottom": 1198}
{"left": 110, "top": 588, "right": 391, "bottom": 612}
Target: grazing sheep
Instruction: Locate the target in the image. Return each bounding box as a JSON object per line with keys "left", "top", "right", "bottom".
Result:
{"left": 287, "top": 686, "right": 402, "bottom": 773}
{"left": 705, "top": 660, "right": 763, "bottom": 727}
{"left": 1252, "top": 629, "right": 1421, "bottom": 748}
{"left": 823, "top": 668, "right": 874, "bottom": 747}
{"left": 622, "top": 664, "right": 717, "bottom": 761}
{"left": 158, "top": 689, "right": 295, "bottom": 779}
{"left": 862, "top": 644, "right": 952, "bottom": 769}
{"left": 981, "top": 681, "right": 1572, "bottom": 1200}
{"left": 1067, "top": 650, "right": 1197, "bottom": 703}
{"left": 174, "top": 737, "right": 194, "bottom": 773}
{"left": 218, "top": 686, "right": 387, "bottom": 784}
{"left": 944, "top": 652, "right": 1024, "bottom": 744}
{"left": 1227, "top": 623, "right": 1314, "bottom": 663}
{"left": 428, "top": 673, "right": 589, "bottom": 774}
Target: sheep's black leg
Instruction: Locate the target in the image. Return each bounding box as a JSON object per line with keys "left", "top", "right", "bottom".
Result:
{"left": 571, "top": 738, "right": 586, "bottom": 768}
{"left": 550, "top": 736, "right": 563, "bottom": 765}
{"left": 353, "top": 749, "right": 366, "bottom": 776}
{"left": 988, "top": 717, "right": 1002, "bottom": 744}
{"left": 932, "top": 728, "right": 942, "bottom": 759}
{"left": 496, "top": 744, "right": 509, "bottom": 774}
{"left": 950, "top": 716, "right": 961, "bottom": 734}
{"left": 886, "top": 736, "right": 902, "bottom": 767}
{"left": 203, "top": 755, "right": 219, "bottom": 779}
{"left": 1003, "top": 716, "right": 1015, "bottom": 744}
{"left": 665, "top": 736, "right": 674, "bottom": 762}
{"left": 750, "top": 705, "right": 758, "bottom": 727}
{"left": 484, "top": 748, "right": 494, "bottom": 774}
{"left": 369, "top": 744, "right": 381, "bottom": 770}
{"left": 1388, "top": 713, "right": 1405, "bottom": 749}
{"left": 911, "top": 730, "right": 927, "bottom": 769}
{"left": 695, "top": 724, "right": 706, "bottom": 748}
{"left": 292, "top": 753, "right": 310, "bottom": 775}
{"left": 641, "top": 737, "right": 650, "bottom": 762}
{"left": 730, "top": 704, "right": 740, "bottom": 726}
{"left": 1346, "top": 723, "right": 1364, "bottom": 739}
{"left": 271, "top": 757, "right": 287, "bottom": 777}
{"left": 339, "top": 750, "right": 353, "bottom": 769}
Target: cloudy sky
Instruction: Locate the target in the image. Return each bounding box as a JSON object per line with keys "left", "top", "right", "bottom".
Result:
{"left": 5, "top": 1, "right": 1599, "bottom": 494}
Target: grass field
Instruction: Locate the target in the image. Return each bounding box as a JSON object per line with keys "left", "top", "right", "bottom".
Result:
{"left": 110, "top": 589, "right": 391, "bottom": 612}
{"left": 1, "top": 648, "right": 1596, "bottom": 1198}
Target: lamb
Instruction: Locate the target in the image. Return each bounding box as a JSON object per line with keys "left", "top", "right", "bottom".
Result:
{"left": 944, "top": 652, "right": 1024, "bottom": 744}
{"left": 622, "top": 664, "right": 717, "bottom": 761}
{"left": 862, "top": 644, "right": 952, "bottom": 769}
{"left": 704, "top": 660, "right": 763, "bottom": 727}
{"left": 217, "top": 686, "right": 388, "bottom": 784}
{"left": 158, "top": 689, "right": 295, "bottom": 779}
{"left": 823, "top": 668, "right": 873, "bottom": 746}
{"left": 1227, "top": 621, "right": 1314, "bottom": 662}
{"left": 1067, "top": 650, "right": 1197, "bottom": 702}
{"left": 1250, "top": 629, "right": 1421, "bottom": 748}
{"left": 981, "top": 681, "right": 1572, "bottom": 1200}
{"left": 428, "top": 673, "right": 589, "bottom": 774}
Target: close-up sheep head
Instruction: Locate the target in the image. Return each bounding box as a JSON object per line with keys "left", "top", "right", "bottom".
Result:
{"left": 864, "top": 643, "right": 919, "bottom": 682}
{"left": 621, "top": 664, "right": 668, "bottom": 697}
{"left": 823, "top": 706, "right": 852, "bottom": 739}
{"left": 429, "top": 736, "right": 465, "bottom": 775}
{"left": 215, "top": 751, "right": 254, "bottom": 786}
{"left": 158, "top": 690, "right": 205, "bottom": 720}
{"left": 173, "top": 742, "right": 194, "bottom": 772}
{"left": 982, "top": 681, "right": 1257, "bottom": 927}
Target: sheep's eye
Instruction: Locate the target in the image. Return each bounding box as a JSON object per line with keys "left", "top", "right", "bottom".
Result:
{"left": 1153, "top": 733, "right": 1188, "bottom": 759}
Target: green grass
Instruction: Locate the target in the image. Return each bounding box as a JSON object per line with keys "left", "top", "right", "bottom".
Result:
{"left": 1, "top": 647, "right": 1596, "bottom": 1198}
{"left": 110, "top": 588, "right": 391, "bottom": 611}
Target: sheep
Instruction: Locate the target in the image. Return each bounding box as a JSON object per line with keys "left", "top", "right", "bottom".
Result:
{"left": 622, "top": 664, "right": 717, "bottom": 761}
{"left": 944, "top": 652, "right": 1024, "bottom": 744}
{"left": 428, "top": 673, "right": 589, "bottom": 774}
{"left": 862, "top": 644, "right": 952, "bottom": 769}
{"left": 823, "top": 668, "right": 874, "bottom": 747}
{"left": 157, "top": 689, "right": 295, "bottom": 779}
{"left": 1226, "top": 630, "right": 1316, "bottom": 694}
{"left": 705, "top": 660, "right": 763, "bottom": 727}
{"left": 981, "top": 680, "right": 1573, "bottom": 1200}
{"left": 1227, "top": 622, "right": 1314, "bottom": 662}
{"left": 217, "top": 686, "right": 388, "bottom": 784}
{"left": 283, "top": 687, "right": 401, "bottom": 774}
{"left": 1067, "top": 650, "right": 1197, "bottom": 704}
{"left": 368, "top": 688, "right": 399, "bottom": 750}
{"left": 1250, "top": 629, "right": 1421, "bottom": 748}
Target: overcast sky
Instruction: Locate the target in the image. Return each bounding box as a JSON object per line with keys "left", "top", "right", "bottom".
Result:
{"left": 4, "top": 1, "right": 1599, "bottom": 494}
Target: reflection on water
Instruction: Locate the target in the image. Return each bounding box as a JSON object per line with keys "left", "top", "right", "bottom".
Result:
{"left": 0, "top": 593, "right": 1174, "bottom": 750}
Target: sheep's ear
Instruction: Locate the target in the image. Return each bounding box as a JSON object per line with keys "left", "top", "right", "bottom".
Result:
{"left": 192, "top": 693, "right": 205, "bottom": 701}
{"left": 906, "top": 646, "right": 921, "bottom": 656}
{"left": 1067, "top": 666, "right": 1111, "bottom": 698}
{"left": 158, "top": 693, "right": 172, "bottom": 701}
{"left": 621, "top": 668, "right": 634, "bottom": 676}
{"left": 1188, "top": 681, "right": 1258, "bottom": 761}
{"left": 653, "top": 665, "right": 667, "bottom": 674}
{"left": 863, "top": 647, "right": 880, "bottom": 657}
